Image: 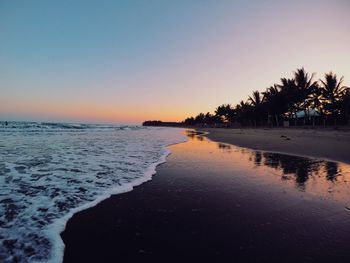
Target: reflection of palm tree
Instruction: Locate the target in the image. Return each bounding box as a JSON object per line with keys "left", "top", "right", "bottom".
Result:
{"left": 262, "top": 152, "right": 322, "bottom": 190}
{"left": 262, "top": 152, "right": 280, "bottom": 169}
{"left": 218, "top": 143, "right": 231, "bottom": 150}
{"left": 295, "top": 166, "right": 309, "bottom": 191}
{"left": 325, "top": 162, "right": 338, "bottom": 182}
{"left": 185, "top": 130, "right": 196, "bottom": 139}
{"left": 254, "top": 152, "right": 262, "bottom": 166}
{"left": 197, "top": 135, "right": 204, "bottom": 141}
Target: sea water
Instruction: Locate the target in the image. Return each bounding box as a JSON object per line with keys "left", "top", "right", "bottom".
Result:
{"left": 0, "top": 122, "right": 186, "bottom": 263}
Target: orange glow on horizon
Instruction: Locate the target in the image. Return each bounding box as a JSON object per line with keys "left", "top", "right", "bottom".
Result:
{"left": 0, "top": 99, "right": 190, "bottom": 124}
{"left": 1, "top": 1, "right": 349, "bottom": 123}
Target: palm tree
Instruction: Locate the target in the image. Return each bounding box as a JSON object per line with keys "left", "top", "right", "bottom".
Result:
{"left": 294, "top": 68, "right": 318, "bottom": 124}
{"left": 226, "top": 107, "right": 237, "bottom": 123}
{"left": 279, "top": 77, "right": 298, "bottom": 125}
{"left": 263, "top": 84, "right": 286, "bottom": 126}
{"left": 235, "top": 100, "right": 252, "bottom": 126}
{"left": 309, "top": 84, "right": 323, "bottom": 126}
{"left": 336, "top": 88, "right": 350, "bottom": 124}
{"left": 184, "top": 117, "right": 195, "bottom": 126}
{"left": 215, "top": 104, "right": 232, "bottom": 123}
{"left": 319, "top": 72, "right": 347, "bottom": 125}
{"left": 181, "top": 69, "right": 348, "bottom": 128}
{"left": 248, "top": 90, "right": 263, "bottom": 107}
{"left": 194, "top": 113, "right": 205, "bottom": 124}
{"left": 248, "top": 91, "right": 265, "bottom": 126}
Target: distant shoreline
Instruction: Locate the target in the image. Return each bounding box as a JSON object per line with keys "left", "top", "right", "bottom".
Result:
{"left": 142, "top": 120, "right": 350, "bottom": 130}
{"left": 198, "top": 127, "right": 350, "bottom": 164}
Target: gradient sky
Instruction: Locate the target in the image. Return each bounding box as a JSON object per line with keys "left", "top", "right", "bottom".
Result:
{"left": 1, "top": 0, "right": 349, "bottom": 124}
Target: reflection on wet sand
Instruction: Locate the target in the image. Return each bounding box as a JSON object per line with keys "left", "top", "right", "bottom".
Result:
{"left": 186, "top": 130, "right": 205, "bottom": 141}
{"left": 184, "top": 130, "right": 350, "bottom": 202}
{"left": 62, "top": 129, "right": 350, "bottom": 263}
{"left": 262, "top": 152, "right": 330, "bottom": 190}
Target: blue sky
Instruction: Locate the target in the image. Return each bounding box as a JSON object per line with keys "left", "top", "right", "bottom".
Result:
{"left": 1, "top": 0, "right": 349, "bottom": 123}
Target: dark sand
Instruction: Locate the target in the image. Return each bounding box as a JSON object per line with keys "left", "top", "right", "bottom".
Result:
{"left": 62, "top": 131, "right": 350, "bottom": 263}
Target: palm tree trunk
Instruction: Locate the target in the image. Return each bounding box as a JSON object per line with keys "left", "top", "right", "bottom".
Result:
{"left": 275, "top": 115, "right": 279, "bottom": 127}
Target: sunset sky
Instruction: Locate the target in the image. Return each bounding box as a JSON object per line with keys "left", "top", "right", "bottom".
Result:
{"left": 1, "top": 0, "right": 349, "bottom": 124}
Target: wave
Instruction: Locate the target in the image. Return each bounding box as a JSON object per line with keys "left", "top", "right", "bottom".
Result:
{"left": 0, "top": 122, "right": 148, "bottom": 136}
{"left": 46, "top": 145, "right": 174, "bottom": 263}
{"left": 0, "top": 122, "right": 186, "bottom": 262}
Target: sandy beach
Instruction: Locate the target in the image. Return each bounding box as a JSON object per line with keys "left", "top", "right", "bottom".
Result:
{"left": 3, "top": 1, "right": 350, "bottom": 262}
{"left": 200, "top": 128, "right": 350, "bottom": 164}
{"left": 62, "top": 130, "right": 350, "bottom": 262}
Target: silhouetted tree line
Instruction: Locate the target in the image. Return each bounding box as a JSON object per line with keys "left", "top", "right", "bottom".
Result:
{"left": 183, "top": 68, "right": 350, "bottom": 127}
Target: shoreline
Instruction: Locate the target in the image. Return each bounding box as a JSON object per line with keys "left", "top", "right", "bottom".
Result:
{"left": 50, "top": 143, "right": 176, "bottom": 263}
{"left": 198, "top": 127, "right": 350, "bottom": 164}
{"left": 61, "top": 130, "right": 350, "bottom": 262}
{"left": 52, "top": 131, "right": 188, "bottom": 263}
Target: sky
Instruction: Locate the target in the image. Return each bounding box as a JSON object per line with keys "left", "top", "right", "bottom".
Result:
{"left": 1, "top": 0, "right": 349, "bottom": 124}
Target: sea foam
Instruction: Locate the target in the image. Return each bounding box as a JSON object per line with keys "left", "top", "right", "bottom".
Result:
{"left": 0, "top": 122, "right": 186, "bottom": 263}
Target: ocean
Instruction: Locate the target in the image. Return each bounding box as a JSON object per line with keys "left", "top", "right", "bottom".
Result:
{"left": 0, "top": 121, "right": 186, "bottom": 263}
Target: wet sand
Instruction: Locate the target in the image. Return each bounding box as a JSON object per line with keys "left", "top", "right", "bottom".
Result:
{"left": 61, "top": 131, "right": 350, "bottom": 263}
{"left": 200, "top": 128, "right": 350, "bottom": 164}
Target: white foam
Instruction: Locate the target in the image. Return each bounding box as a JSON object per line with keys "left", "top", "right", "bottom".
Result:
{"left": 46, "top": 148, "right": 175, "bottom": 263}
{"left": 0, "top": 123, "right": 186, "bottom": 263}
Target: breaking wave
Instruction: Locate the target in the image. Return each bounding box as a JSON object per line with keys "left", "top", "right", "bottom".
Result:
{"left": 0, "top": 121, "right": 186, "bottom": 263}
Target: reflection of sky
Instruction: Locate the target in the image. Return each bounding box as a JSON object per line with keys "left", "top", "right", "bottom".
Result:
{"left": 183, "top": 131, "right": 350, "bottom": 203}
{"left": 1, "top": 0, "right": 349, "bottom": 124}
